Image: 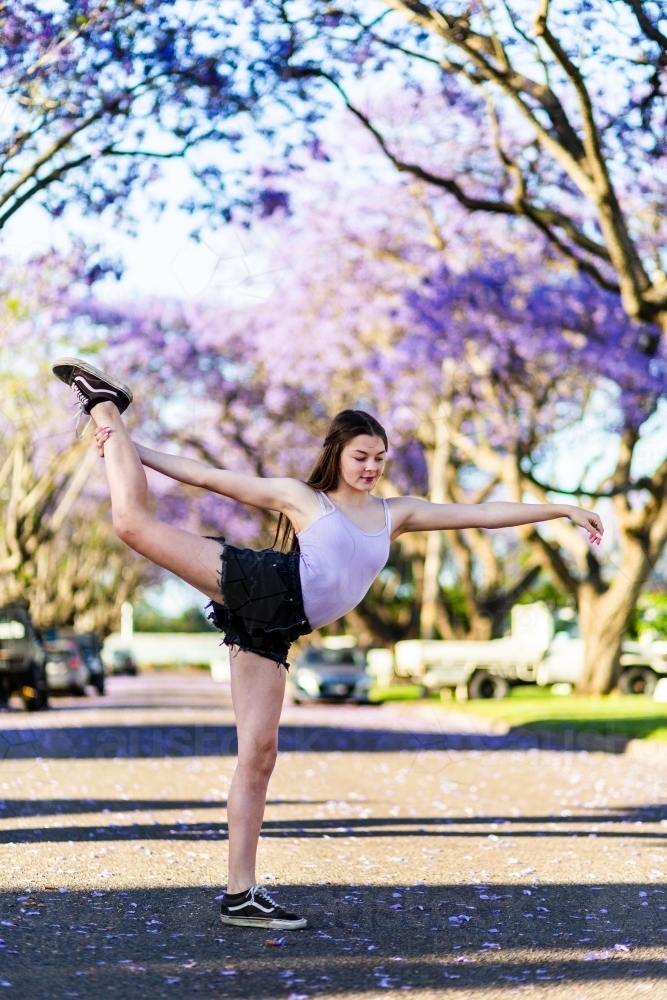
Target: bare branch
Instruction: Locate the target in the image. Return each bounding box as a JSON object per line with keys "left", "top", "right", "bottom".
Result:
{"left": 533, "top": 0, "right": 650, "bottom": 304}
{"left": 380, "top": 0, "right": 651, "bottom": 313}
{"left": 325, "top": 70, "right": 619, "bottom": 289}
{"left": 523, "top": 468, "right": 657, "bottom": 500}
{"left": 49, "top": 445, "right": 98, "bottom": 533}
{"left": 525, "top": 527, "right": 580, "bottom": 598}
{"left": 620, "top": 0, "right": 667, "bottom": 51}
{"left": 0, "top": 106, "right": 109, "bottom": 213}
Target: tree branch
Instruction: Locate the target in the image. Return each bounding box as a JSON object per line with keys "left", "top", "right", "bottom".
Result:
{"left": 620, "top": 0, "right": 667, "bottom": 51}
{"left": 0, "top": 105, "right": 110, "bottom": 213}
{"left": 532, "top": 0, "right": 650, "bottom": 305}
{"left": 322, "top": 70, "right": 619, "bottom": 288}
{"left": 525, "top": 526, "right": 580, "bottom": 598}
{"left": 380, "top": 0, "right": 651, "bottom": 312}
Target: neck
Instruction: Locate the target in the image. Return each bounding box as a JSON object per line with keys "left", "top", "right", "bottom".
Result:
{"left": 328, "top": 482, "right": 376, "bottom": 507}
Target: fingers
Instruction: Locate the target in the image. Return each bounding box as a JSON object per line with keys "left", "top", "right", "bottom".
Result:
{"left": 577, "top": 511, "right": 603, "bottom": 546}
{"left": 588, "top": 517, "right": 603, "bottom": 545}
{"left": 95, "top": 426, "right": 112, "bottom": 457}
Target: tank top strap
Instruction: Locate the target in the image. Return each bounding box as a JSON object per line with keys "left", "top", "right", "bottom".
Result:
{"left": 318, "top": 491, "right": 336, "bottom": 514}
{"left": 381, "top": 497, "right": 392, "bottom": 536}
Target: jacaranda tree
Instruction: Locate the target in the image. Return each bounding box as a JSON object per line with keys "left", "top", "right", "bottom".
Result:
{"left": 401, "top": 251, "right": 667, "bottom": 693}
{"left": 68, "top": 151, "right": 667, "bottom": 688}
{"left": 0, "top": 0, "right": 310, "bottom": 233}
{"left": 247, "top": 0, "right": 667, "bottom": 339}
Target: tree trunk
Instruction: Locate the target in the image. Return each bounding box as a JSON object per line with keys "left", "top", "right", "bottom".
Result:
{"left": 577, "top": 539, "right": 650, "bottom": 694}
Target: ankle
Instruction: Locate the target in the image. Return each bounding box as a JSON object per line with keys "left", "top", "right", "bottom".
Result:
{"left": 226, "top": 878, "right": 254, "bottom": 895}
{"left": 90, "top": 400, "right": 121, "bottom": 423}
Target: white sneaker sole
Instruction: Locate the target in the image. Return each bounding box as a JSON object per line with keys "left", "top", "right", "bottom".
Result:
{"left": 220, "top": 913, "right": 307, "bottom": 930}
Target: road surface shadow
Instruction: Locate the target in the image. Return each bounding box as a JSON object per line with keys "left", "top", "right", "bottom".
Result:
{"left": 0, "top": 882, "right": 664, "bottom": 996}
{"left": 511, "top": 715, "right": 667, "bottom": 742}
{"left": 0, "top": 721, "right": 633, "bottom": 761}
{"left": 1, "top": 800, "right": 667, "bottom": 844}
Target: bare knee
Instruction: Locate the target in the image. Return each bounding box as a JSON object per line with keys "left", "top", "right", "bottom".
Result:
{"left": 239, "top": 740, "right": 278, "bottom": 783}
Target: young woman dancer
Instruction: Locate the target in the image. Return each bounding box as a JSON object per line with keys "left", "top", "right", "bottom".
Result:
{"left": 52, "top": 358, "right": 603, "bottom": 931}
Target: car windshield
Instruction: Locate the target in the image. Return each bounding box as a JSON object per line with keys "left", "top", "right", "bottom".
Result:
{"left": 303, "top": 648, "right": 359, "bottom": 666}
{"left": 45, "top": 641, "right": 77, "bottom": 655}
{"left": 46, "top": 650, "right": 71, "bottom": 662}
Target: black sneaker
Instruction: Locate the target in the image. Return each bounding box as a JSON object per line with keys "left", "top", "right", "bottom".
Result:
{"left": 219, "top": 885, "right": 307, "bottom": 930}
{"left": 52, "top": 357, "right": 133, "bottom": 440}
{"left": 52, "top": 357, "right": 133, "bottom": 415}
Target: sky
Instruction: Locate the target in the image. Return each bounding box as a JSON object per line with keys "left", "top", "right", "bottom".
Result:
{"left": 2, "top": 165, "right": 272, "bottom": 304}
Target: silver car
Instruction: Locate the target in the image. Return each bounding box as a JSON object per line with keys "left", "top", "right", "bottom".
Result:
{"left": 44, "top": 639, "right": 89, "bottom": 695}
{"left": 292, "top": 645, "right": 371, "bottom": 704}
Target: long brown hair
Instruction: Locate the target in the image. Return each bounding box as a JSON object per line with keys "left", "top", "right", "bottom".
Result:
{"left": 275, "top": 409, "right": 388, "bottom": 552}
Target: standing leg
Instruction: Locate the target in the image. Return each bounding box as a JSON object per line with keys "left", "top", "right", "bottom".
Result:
{"left": 89, "top": 401, "right": 222, "bottom": 600}
{"left": 219, "top": 649, "right": 306, "bottom": 928}
{"left": 226, "top": 649, "right": 286, "bottom": 892}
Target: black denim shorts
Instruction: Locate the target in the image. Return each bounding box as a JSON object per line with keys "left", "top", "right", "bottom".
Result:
{"left": 207, "top": 539, "right": 312, "bottom": 668}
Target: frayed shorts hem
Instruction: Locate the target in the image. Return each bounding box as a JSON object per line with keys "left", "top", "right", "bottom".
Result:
{"left": 206, "top": 537, "right": 312, "bottom": 670}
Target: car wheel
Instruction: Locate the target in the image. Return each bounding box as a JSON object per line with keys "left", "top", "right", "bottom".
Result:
{"left": 618, "top": 666, "right": 657, "bottom": 695}
{"left": 467, "top": 671, "right": 509, "bottom": 700}
{"left": 22, "top": 663, "right": 49, "bottom": 712}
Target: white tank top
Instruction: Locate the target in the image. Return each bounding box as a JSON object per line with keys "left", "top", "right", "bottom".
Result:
{"left": 297, "top": 492, "right": 391, "bottom": 630}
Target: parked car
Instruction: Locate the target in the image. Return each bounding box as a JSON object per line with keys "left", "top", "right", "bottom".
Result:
{"left": 292, "top": 643, "right": 371, "bottom": 704}
{"left": 43, "top": 639, "right": 89, "bottom": 695}
{"left": 0, "top": 604, "right": 49, "bottom": 711}
{"left": 60, "top": 632, "right": 105, "bottom": 694}
{"left": 105, "top": 648, "right": 138, "bottom": 676}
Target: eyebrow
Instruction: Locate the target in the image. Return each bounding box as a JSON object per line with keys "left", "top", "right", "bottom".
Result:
{"left": 352, "top": 449, "right": 386, "bottom": 456}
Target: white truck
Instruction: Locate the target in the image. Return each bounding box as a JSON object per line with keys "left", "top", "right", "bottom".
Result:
{"left": 537, "top": 632, "right": 667, "bottom": 695}
{"left": 393, "top": 603, "right": 667, "bottom": 699}
{"left": 394, "top": 602, "right": 553, "bottom": 699}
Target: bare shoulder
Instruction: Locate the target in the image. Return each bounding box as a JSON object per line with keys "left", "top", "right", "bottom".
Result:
{"left": 280, "top": 477, "right": 317, "bottom": 505}
{"left": 281, "top": 479, "right": 326, "bottom": 533}
{"left": 386, "top": 496, "right": 423, "bottom": 537}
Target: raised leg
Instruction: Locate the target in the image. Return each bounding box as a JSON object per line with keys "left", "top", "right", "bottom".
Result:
{"left": 89, "top": 401, "right": 221, "bottom": 601}
{"left": 91, "top": 402, "right": 286, "bottom": 895}
{"left": 226, "top": 649, "right": 286, "bottom": 893}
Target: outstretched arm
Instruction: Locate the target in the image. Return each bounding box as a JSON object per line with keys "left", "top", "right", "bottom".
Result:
{"left": 94, "top": 428, "right": 300, "bottom": 513}
{"left": 389, "top": 497, "right": 603, "bottom": 544}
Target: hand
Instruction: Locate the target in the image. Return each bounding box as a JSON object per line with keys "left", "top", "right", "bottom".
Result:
{"left": 94, "top": 425, "right": 112, "bottom": 457}
{"left": 568, "top": 506, "right": 603, "bottom": 544}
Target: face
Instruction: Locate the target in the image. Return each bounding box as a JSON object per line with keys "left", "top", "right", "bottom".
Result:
{"left": 338, "top": 434, "right": 387, "bottom": 492}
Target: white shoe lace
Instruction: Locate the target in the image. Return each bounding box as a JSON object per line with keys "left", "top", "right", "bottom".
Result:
{"left": 72, "top": 383, "right": 88, "bottom": 408}
{"left": 72, "top": 384, "right": 91, "bottom": 441}
{"left": 250, "top": 885, "right": 279, "bottom": 908}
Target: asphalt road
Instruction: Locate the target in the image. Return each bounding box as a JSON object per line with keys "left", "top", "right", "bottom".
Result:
{"left": 0, "top": 672, "right": 667, "bottom": 998}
